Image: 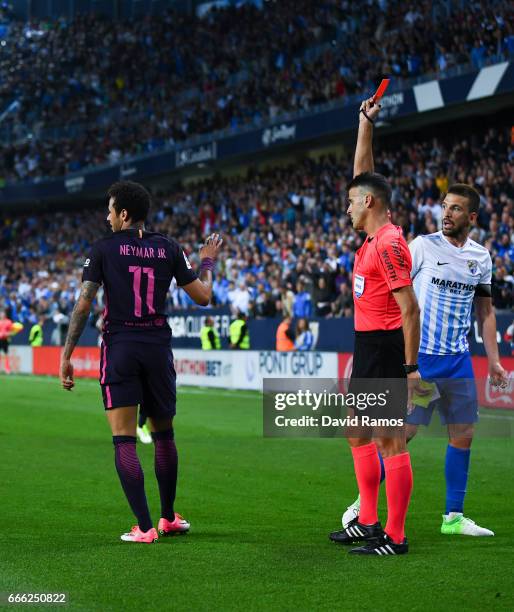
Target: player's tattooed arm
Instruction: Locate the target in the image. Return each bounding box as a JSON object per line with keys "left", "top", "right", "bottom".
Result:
{"left": 62, "top": 281, "right": 100, "bottom": 360}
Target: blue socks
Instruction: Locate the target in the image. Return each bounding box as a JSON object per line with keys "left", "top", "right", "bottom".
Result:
{"left": 445, "top": 444, "right": 470, "bottom": 514}
{"left": 378, "top": 445, "right": 470, "bottom": 514}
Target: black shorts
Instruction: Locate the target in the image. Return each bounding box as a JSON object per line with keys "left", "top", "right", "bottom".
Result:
{"left": 0, "top": 339, "right": 9, "bottom": 354}
{"left": 352, "top": 328, "right": 406, "bottom": 379}
{"left": 349, "top": 328, "right": 407, "bottom": 426}
{"left": 99, "top": 341, "right": 176, "bottom": 419}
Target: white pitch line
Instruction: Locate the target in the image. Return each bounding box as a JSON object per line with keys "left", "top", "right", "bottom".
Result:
{"left": 177, "top": 387, "right": 259, "bottom": 399}
{"left": 3, "top": 375, "right": 260, "bottom": 399}
{"left": 4, "top": 374, "right": 98, "bottom": 386}
{"left": 480, "top": 413, "right": 514, "bottom": 421}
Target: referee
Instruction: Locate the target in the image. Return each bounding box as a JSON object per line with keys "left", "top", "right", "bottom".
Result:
{"left": 329, "top": 97, "right": 422, "bottom": 556}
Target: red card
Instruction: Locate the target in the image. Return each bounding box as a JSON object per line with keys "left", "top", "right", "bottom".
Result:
{"left": 372, "top": 79, "right": 390, "bottom": 103}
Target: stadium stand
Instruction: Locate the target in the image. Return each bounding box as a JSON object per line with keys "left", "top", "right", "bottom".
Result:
{"left": 1, "top": 122, "right": 513, "bottom": 326}
{"left": 0, "top": 0, "right": 512, "bottom": 182}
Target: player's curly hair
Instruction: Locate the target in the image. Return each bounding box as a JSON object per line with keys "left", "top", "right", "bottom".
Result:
{"left": 347, "top": 172, "right": 392, "bottom": 206}
{"left": 107, "top": 181, "right": 151, "bottom": 222}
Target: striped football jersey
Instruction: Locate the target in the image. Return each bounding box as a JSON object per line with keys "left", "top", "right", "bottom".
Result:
{"left": 409, "top": 231, "right": 492, "bottom": 355}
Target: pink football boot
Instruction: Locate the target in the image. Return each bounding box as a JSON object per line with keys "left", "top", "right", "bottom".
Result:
{"left": 158, "top": 513, "right": 190, "bottom": 536}
{"left": 120, "top": 526, "right": 158, "bottom": 543}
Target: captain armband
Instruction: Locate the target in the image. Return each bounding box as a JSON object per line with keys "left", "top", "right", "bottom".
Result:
{"left": 475, "top": 284, "right": 492, "bottom": 298}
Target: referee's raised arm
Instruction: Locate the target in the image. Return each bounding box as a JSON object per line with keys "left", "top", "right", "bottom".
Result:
{"left": 353, "top": 97, "right": 382, "bottom": 177}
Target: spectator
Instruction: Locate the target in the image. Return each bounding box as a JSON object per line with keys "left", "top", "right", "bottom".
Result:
{"left": 330, "top": 284, "right": 354, "bottom": 318}
{"left": 278, "top": 285, "right": 295, "bottom": 318}
{"left": 229, "top": 312, "right": 250, "bottom": 350}
{"left": 200, "top": 316, "right": 221, "bottom": 350}
{"left": 294, "top": 318, "right": 314, "bottom": 351}
{"left": 28, "top": 315, "right": 45, "bottom": 347}
{"left": 313, "top": 276, "right": 334, "bottom": 317}
{"left": 276, "top": 316, "right": 295, "bottom": 352}
{"left": 228, "top": 282, "right": 251, "bottom": 316}
{"left": 492, "top": 267, "right": 514, "bottom": 310}
{"left": 254, "top": 285, "right": 277, "bottom": 318}
{"left": 293, "top": 281, "right": 312, "bottom": 318}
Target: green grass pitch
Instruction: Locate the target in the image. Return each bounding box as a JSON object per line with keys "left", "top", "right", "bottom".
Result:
{"left": 1, "top": 375, "right": 513, "bottom": 611}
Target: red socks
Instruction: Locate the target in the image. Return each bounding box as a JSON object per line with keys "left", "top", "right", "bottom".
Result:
{"left": 351, "top": 442, "right": 381, "bottom": 525}
{"left": 384, "top": 452, "right": 413, "bottom": 544}
{"left": 351, "top": 445, "right": 413, "bottom": 543}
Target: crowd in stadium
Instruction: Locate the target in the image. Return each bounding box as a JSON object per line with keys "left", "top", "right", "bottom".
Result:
{"left": 0, "top": 0, "right": 512, "bottom": 182}
{"left": 1, "top": 122, "right": 513, "bottom": 330}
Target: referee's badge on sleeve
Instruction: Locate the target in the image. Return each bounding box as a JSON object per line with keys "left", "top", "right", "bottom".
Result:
{"left": 354, "top": 274, "right": 365, "bottom": 298}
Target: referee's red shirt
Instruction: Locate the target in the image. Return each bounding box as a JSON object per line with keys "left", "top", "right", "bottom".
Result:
{"left": 352, "top": 223, "right": 412, "bottom": 332}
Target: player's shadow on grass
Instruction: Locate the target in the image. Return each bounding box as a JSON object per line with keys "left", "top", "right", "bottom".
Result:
{"left": 157, "top": 532, "right": 262, "bottom": 543}
{"left": 79, "top": 530, "right": 244, "bottom": 545}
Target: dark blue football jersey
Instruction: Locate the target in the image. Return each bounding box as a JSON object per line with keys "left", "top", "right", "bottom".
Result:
{"left": 82, "top": 228, "right": 197, "bottom": 345}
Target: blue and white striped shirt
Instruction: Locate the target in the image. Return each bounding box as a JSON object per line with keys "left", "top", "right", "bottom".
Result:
{"left": 409, "top": 232, "right": 492, "bottom": 355}
{"left": 295, "top": 330, "right": 314, "bottom": 351}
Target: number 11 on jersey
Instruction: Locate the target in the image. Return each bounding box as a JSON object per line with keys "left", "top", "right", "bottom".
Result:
{"left": 129, "top": 266, "right": 155, "bottom": 317}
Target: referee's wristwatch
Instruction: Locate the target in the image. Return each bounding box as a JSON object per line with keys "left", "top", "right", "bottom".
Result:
{"left": 403, "top": 364, "right": 419, "bottom": 374}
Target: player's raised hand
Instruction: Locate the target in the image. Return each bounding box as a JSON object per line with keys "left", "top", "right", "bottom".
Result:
{"left": 359, "top": 96, "right": 382, "bottom": 124}
{"left": 60, "top": 358, "right": 75, "bottom": 391}
{"left": 200, "top": 233, "right": 223, "bottom": 260}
